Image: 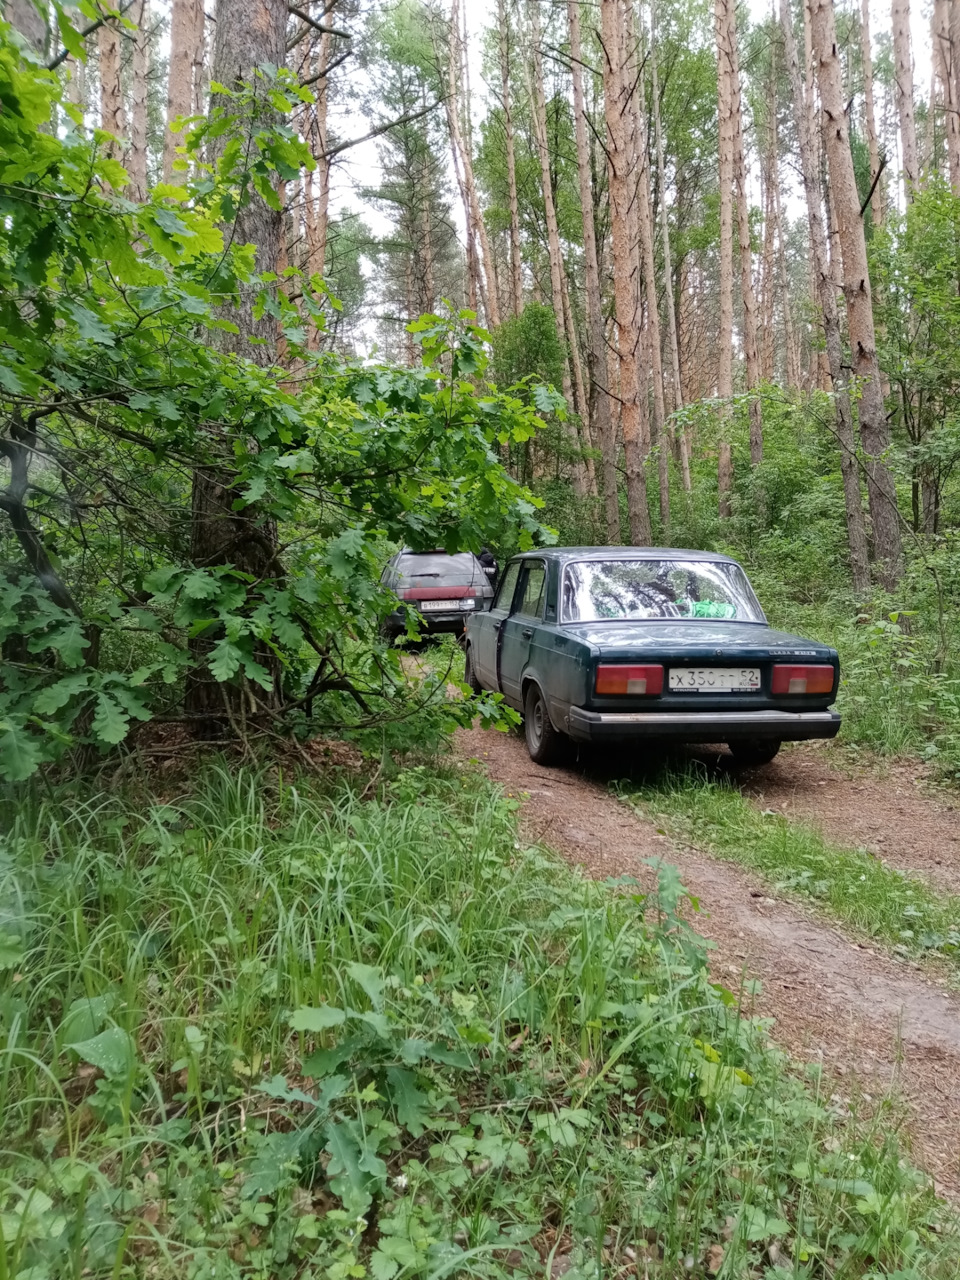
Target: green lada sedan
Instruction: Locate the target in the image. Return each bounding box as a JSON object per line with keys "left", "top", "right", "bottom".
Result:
{"left": 463, "top": 547, "right": 841, "bottom": 766}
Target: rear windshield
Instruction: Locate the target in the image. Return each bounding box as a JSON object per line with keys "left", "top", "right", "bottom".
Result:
{"left": 395, "top": 552, "right": 479, "bottom": 585}
{"left": 561, "top": 559, "right": 765, "bottom": 623}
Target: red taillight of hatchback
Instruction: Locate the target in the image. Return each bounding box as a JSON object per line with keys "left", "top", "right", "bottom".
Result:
{"left": 595, "top": 664, "right": 664, "bottom": 696}
{"left": 771, "top": 664, "right": 835, "bottom": 695}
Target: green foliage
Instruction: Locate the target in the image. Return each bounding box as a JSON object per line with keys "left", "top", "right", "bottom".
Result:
{"left": 0, "top": 28, "right": 555, "bottom": 779}
{"left": 0, "top": 763, "right": 954, "bottom": 1277}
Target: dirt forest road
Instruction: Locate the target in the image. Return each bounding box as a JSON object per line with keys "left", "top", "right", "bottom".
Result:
{"left": 456, "top": 727, "right": 960, "bottom": 1196}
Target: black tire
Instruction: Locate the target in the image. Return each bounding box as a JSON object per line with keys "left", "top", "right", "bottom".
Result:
{"left": 463, "top": 645, "right": 483, "bottom": 695}
{"left": 523, "top": 683, "right": 567, "bottom": 765}
{"left": 729, "top": 738, "right": 781, "bottom": 767}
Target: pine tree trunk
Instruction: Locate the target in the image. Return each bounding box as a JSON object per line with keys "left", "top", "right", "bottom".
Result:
{"left": 715, "top": 0, "right": 735, "bottom": 515}
{"left": 499, "top": 0, "right": 524, "bottom": 318}
{"left": 892, "top": 0, "right": 919, "bottom": 199}
{"left": 165, "top": 0, "right": 204, "bottom": 183}
{"left": 600, "top": 0, "right": 650, "bottom": 543}
{"left": 312, "top": 22, "right": 332, "bottom": 279}
{"left": 127, "top": 0, "right": 150, "bottom": 202}
{"left": 860, "top": 0, "right": 884, "bottom": 224}
{"left": 724, "top": 0, "right": 763, "bottom": 465}
{"left": 810, "top": 0, "right": 902, "bottom": 590}
{"left": 568, "top": 0, "right": 618, "bottom": 533}
{"left": 98, "top": 17, "right": 125, "bottom": 163}
{"left": 649, "top": 0, "right": 691, "bottom": 489}
{"left": 781, "top": 0, "right": 870, "bottom": 593}
{"left": 187, "top": 0, "right": 289, "bottom": 729}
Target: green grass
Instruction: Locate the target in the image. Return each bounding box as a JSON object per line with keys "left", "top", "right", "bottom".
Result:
{"left": 0, "top": 761, "right": 957, "bottom": 1278}
{"left": 619, "top": 763, "right": 960, "bottom": 965}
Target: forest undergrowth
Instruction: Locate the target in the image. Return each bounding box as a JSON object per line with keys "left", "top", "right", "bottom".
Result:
{"left": 1, "top": 757, "right": 957, "bottom": 1280}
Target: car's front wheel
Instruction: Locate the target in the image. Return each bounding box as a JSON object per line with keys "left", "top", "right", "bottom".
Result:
{"left": 729, "top": 738, "right": 781, "bottom": 767}
{"left": 524, "top": 683, "right": 567, "bottom": 765}
{"left": 463, "top": 645, "right": 483, "bottom": 695}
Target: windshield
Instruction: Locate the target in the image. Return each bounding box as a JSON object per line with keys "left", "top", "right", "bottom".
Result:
{"left": 561, "top": 559, "right": 765, "bottom": 623}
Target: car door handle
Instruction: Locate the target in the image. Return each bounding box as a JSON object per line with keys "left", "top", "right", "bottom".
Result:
{"left": 521, "top": 628, "right": 534, "bottom": 639}
{"left": 492, "top": 620, "right": 502, "bottom": 632}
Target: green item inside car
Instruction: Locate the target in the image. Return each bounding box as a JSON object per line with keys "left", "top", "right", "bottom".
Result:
{"left": 682, "top": 599, "right": 738, "bottom": 619}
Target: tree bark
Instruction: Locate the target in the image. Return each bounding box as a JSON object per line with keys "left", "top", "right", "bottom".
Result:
{"left": 568, "top": 0, "right": 619, "bottom": 534}
{"left": 892, "top": 0, "right": 919, "bottom": 200}
{"left": 499, "top": 0, "right": 523, "bottom": 318}
{"left": 6, "top": 0, "right": 47, "bottom": 52}
{"left": 127, "top": 0, "right": 150, "bottom": 202}
{"left": 781, "top": 0, "right": 869, "bottom": 593}
{"left": 811, "top": 0, "right": 902, "bottom": 590}
{"left": 187, "top": 0, "right": 289, "bottom": 727}
{"left": 860, "top": 0, "right": 884, "bottom": 224}
{"left": 98, "top": 16, "right": 125, "bottom": 163}
{"left": 600, "top": 0, "right": 650, "bottom": 543}
{"left": 165, "top": 0, "right": 204, "bottom": 183}
{"left": 715, "top": 0, "right": 735, "bottom": 514}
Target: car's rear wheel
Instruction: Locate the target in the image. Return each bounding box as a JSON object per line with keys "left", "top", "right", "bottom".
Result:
{"left": 729, "top": 738, "right": 781, "bottom": 767}
{"left": 463, "top": 645, "right": 483, "bottom": 695}
{"left": 524, "top": 683, "right": 567, "bottom": 765}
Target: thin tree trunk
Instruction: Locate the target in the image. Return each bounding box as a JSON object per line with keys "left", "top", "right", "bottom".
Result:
{"left": 560, "top": 266, "right": 598, "bottom": 497}
{"left": 811, "top": 0, "right": 902, "bottom": 590}
{"left": 760, "top": 138, "right": 776, "bottom": 382}
{"left": 312, "top": 21, "right": 332, "bottom": 277}
{"left": 892, "top": 0, "right": 919, "bottom": 199}
{"left": 568, "top": 0, "right": 619, "bottom": 534}
{"left": 629, "top": 4, "right": 669, "bottom": 529}
{"left": 860, "top": 0, "right": 884, "bottom": 224}
{"left": 446, "top": 0, "right": 500, "bottom": 328}
{"left": 649, "top": 0, "right": 690, "bottom": 489}
{"left": 98, "top": 16, "right": 124, "bottom": 163}
{"left": 499, "top": 0, "right": 523, "bottom": 317}
{"left": 187, "top": 0, "right": 289, "bottom": 727}
{"left": 165, "top": 0, "right": 204, "bottom": 183}
{"left": 600, "top": 0, "right": 650, "bottom": 543}
{"left": 934, "top": 0, "right": 960, "bottom": 193}
{"left": 127, "top": 0, "right": 150, "bottom": 202}
{"left": 781, "top": 0, "right": 870, "bottom": 593}
{"left": 715, "top": 0, "right": 735, "bottom": 514}
{"left": 528, "top": 0, "right": 586, "bottom": 496}
{"left": 724, "top": 0, "right": 763, "bottom": 465}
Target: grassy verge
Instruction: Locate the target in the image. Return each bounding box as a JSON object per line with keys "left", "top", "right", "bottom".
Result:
{"left": 0, "top": 761, "right": 957, "bottom": 1278}
{"left": 619, "top": 765, "right": 960, "bottom": 966}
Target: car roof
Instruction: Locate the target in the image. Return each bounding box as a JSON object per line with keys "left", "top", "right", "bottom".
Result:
{"left": 508, "top": 546, "right": 742, "bottom": 566}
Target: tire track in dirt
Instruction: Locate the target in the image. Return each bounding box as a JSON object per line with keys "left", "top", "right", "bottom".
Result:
{"left": 456, "top": 725, "right": 960, "bottom": 1195}
{"left": 738, "top": 741, "right": 960, "bottom": 896}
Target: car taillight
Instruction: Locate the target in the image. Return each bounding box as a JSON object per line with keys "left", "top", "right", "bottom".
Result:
{"left": 595, "top": 664, "right": 664, "bottom": 695}
{"left": 771, "top": 664, "right": 834, "bottom": 695}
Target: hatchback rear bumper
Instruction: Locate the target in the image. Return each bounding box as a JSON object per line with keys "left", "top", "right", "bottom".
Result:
{"left": 565, "top": 707, "right": 841, "bottom": 744}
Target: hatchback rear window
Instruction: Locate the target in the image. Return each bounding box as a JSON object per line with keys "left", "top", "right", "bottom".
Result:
{"left": 395, "top": 553, "right": 478, "bottom": 583}
{"left": 562, "top": 559, "right": 765, "bottom": 623}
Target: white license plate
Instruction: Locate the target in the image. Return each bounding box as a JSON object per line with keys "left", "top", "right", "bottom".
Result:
{"left": 669, "top": 667, "right": 761, "bottom": 692}
{"left": 420, "top": 599, "right": 462, "bottom": 612}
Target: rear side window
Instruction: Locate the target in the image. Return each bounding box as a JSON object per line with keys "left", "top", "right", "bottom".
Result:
{"left": 516, "top": 563, "right": 546, "bottom": 618}
{"left": 493, "top": 561, "right": 521, "bottom": 610}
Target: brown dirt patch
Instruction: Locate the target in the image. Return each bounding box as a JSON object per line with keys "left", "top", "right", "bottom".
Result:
{"left": 456, "top": 725, "right": 960, "bottom": 1196}
{"left": 737, "top": 741, "right": 960, "bottom": 895}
